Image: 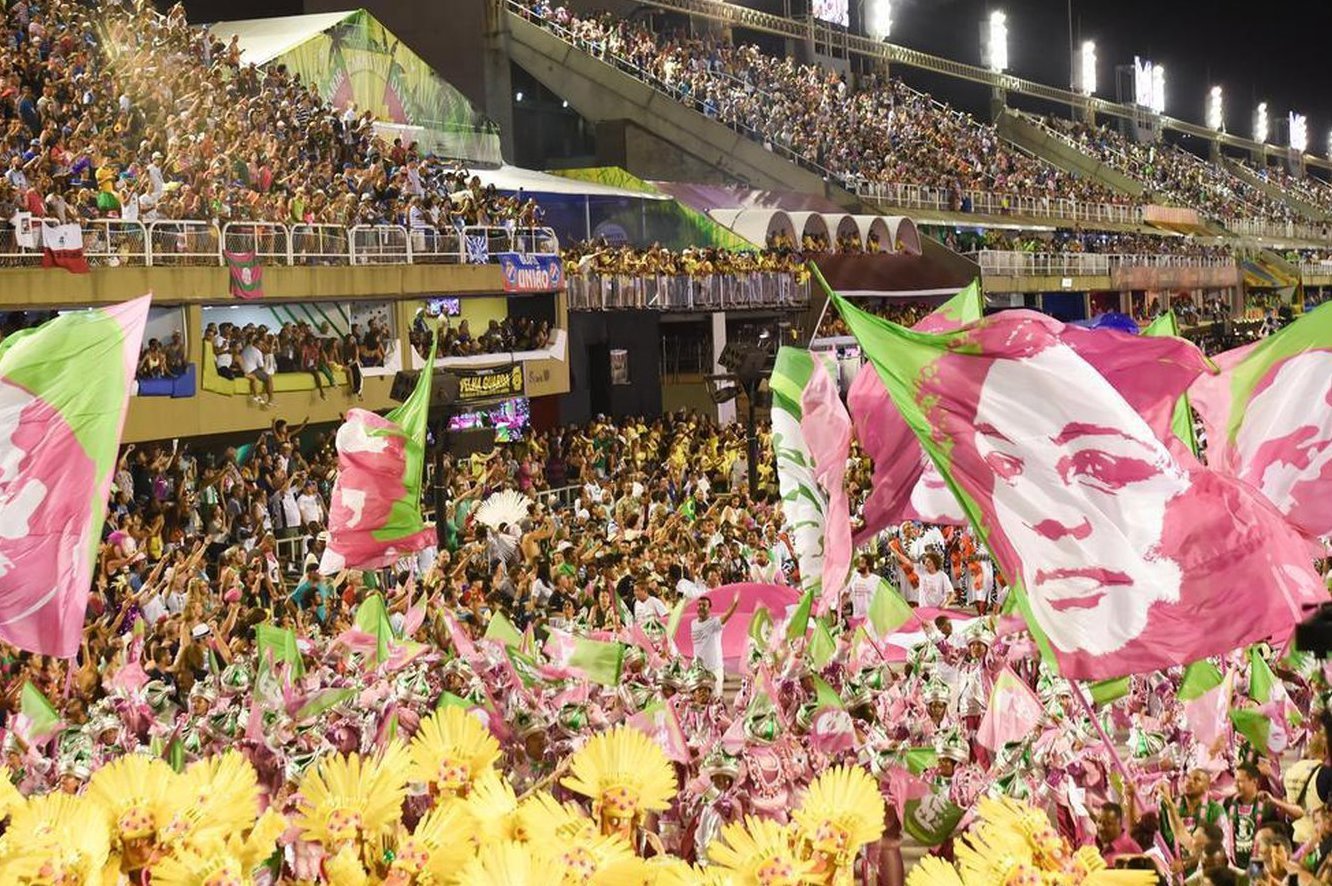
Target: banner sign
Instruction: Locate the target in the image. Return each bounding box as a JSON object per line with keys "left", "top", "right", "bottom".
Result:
{"left": 498, "top": 252, "right": 564, "bottom": 293}
{"left": 457, "top": 364, "right": 524, "bottom": 402}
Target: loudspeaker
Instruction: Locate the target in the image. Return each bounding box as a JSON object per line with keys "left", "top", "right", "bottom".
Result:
{"left": 390, "top": 370, "right": 460, "bottom": 407}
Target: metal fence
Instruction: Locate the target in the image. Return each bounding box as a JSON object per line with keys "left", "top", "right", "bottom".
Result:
{"left": 0, "top": 219, "right": 560, "bottom": 267}
{"left": 968, "top": 249, "right": 1235, "bottom": 276}
{"left": 1231, "top": 218, "right": 1332, "bottom": 243}
{"left": 857, "top": 182, "right": 1143, "bottom": 226}
{"left": 567, "top": 271, "right": 810, "bottom": 310}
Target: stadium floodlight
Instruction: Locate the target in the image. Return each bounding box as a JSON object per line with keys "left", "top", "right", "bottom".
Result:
{"left": 1150, "top": 64, "right": 1165, "bottom": 114}
{"left": 984, "top": 11, "right": 1008, "bottom": 73}
{"left": 865, "top": 0, "right": 892, "bottom": 42}
{"left": 515, "top": 91, "right": 524, "bottom": 102}
{"left": 1132, "top": 57, "right": 1163, "bottom": 113}
{"left": 1206, "top": 86, "right": 1224, "bottom": 131}
{"left": 1255, "top": 102, "right": 1269, "bottom": 143}
{"left": 1328, "top": 129, "right": 1332, "bottom": 160}
{"left": 1072, "top": 40, "right": 1096, "bottom": 95}
{"left": 1290, "top": 112, "right": 1308, "bottom": 153}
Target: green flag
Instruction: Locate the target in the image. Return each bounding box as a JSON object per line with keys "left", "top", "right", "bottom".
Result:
{"left": 166, "top": 739, "right": 186, "bottom": 773}
{"left": 256, "top": 623, "right": 305, "bottom": 677}
{"left": 353, "top": 593, "right": 394, "bottom": 662}
{"left": 903, "top": 747, "right": 938, "bottom": 776}
{"left": 1143, "top": 310, "right": 1200, "bottom": 456}
{"left": 20, "top": 681, "right": 59, "bottom": 741}
{"left": 903, "top": 792, "right": 964, "bottom": 846}
{"left": 1229, "top": 707, "right": 1276, "bottom": 756}
{"left": 809, "top": 618, "right": 836, "bottom": 669}
{"left": 568, "top": 638, "right": 625, "bottom": 686}
{"left": 1088, "top": 676, "right": 1131, "bottom": 706}
{"left": 484, "top": 612, "right": 523, "bottom": 647}
{"left": 1177, "top": 660, "right": 1223, "bottom": 701}
{"left": 375, "top": 329, "right": 436, "bottom": 546}
{"left": 437, "top": 691, "right": 471, "bottom": 711}
{"left": 748, "top": 606, "right": 773, "bottom": 648}
{"left": 296, "top": 687, "right": 356, "bottom": 721}
{"left": 868, "top": 578, "right": 914, "bottom": 637}
{"left": 810, "top": 674, "right": 843, "bottom": 710}
{"left": 1249, "top": 646, "right": 1279, "bottom": 704}
{"left": 786, "top": 590, "right": 813, "bottom": 642}
{"left": 665, "top": 596, "right": 688, "bottom": 642}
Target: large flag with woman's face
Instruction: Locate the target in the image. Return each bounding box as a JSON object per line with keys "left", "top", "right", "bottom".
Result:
{"left": 320, "top": 332, "right": 437, "bottom": 573}
{"left": 848, "top": 281, "right": 983, "bottom": 540}
{"left": 827, "top": 274, "right": 1323, "bottom": 679}
{"left": 0, "top": 296, "right": 149, "bottom": 657}
{"left": 1190, "top": 302, "right": 1332, "bottom": 539}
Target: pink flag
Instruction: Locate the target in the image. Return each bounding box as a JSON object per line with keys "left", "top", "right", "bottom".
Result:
{"left": 319, "top": 409, "right": 435, "bottom": 573}
{"left": 672, "top": 583, "right": 800, "bottom": 670}
{"left": 0, "top": 296, "right": 148, "bottom": 657}
{"left": 976, "top": 666, "right": 1045, "bottom": 751}
{"left": 837, "top": 292, "right": 1326, "bottom": 680}
{"left": 801, "top": 355, "right": 853, "bottom": 615}
{"left": 1190, "top": 304, "right": 1332, "bottom": 539}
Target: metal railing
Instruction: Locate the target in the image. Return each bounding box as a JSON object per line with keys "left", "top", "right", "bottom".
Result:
{"left": 222, "top": 221, "right": 290, "bottom": 264}
{"left": 1232, "top": 218, "right": 1332, "bottom": 244}
{"left": 969, "top": 250, "right": 1235, "bottom": 276}
{"left": 290, "top": 224, "right": 351, "bottom": 265}
{"left": 1302, "top": 261, "right": 1332, "bottom": 278}
{"left": 567, "top": 271, "right": 809, "bottom": 310}
{"left": 858, "top": 181, "right": 1142, "bottom": 226}
{"left": 147, "top": 220, "right": 221, "bottom": 266}
{"left": 0, "top": 220, "right": 560, "bottom": 267}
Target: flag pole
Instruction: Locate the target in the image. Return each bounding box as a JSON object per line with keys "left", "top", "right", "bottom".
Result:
{"left": 1070, "top": 680, "right": 1176, "bottom": 866}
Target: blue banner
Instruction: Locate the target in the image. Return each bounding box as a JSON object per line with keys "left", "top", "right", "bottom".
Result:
{"left": 498, "top": 252, "right": 564, "bottom": 293}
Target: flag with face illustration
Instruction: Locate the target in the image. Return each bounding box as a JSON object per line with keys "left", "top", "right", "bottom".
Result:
{"left": 0, "top": 296, "right": 148, "bottom": 657}
{"left": 825, "top": 270, "right": 1324, "bottom": 679}
{"left": 1190, "top": 301, "right": 1332, "bottom": 538}
{"left": 848, "top": 280, "right": 984, "bottom": 541}
{"left": 770, "top": 347, "right": 852, "bottom": 613}
{"left": 320, "top": 332, "right": 437, "bottom": 573}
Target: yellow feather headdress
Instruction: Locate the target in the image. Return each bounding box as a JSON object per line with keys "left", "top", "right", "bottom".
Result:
{"left": 561, "top": 726, "right": 677, "bottom": 825}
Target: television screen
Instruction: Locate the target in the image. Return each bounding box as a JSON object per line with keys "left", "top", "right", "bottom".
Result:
{"left": 448, "top": 397, "right": 531, "bottom": 442}
{"left": 813, "top": 0, "right": 848, "bottom": 26}
{"left": 425, "top": 297, "right": 461, "bottom": 317}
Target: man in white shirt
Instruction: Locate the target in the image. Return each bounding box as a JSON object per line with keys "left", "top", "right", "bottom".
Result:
{"left": 296, "top": 481, "right": 325, "bottom": 526}
{"left": 748, "top": 548, "right": 782, "bottom": 585}
{"left": 848, "top": 554, "right": 880, "bottom": 621}
{"left": 690, "top": 593, "right": 740, "bottom": 692}
{"left": 631, "top": 582, "right": 669, "bottom": 626}
{"left": 239, "top": 337, "right": 274, "bottom": 404}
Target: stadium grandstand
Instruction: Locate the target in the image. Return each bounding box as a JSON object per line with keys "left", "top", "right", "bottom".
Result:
{"left": 1, "top": 0, "right": 1332, "bottom": 882}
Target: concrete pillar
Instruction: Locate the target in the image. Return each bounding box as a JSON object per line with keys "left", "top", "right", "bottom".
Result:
{"left": 484, "top": 2, "right": 517, "bottom": 163}
{"left": 711, "top": 311, "right": 735, "bottom": 425}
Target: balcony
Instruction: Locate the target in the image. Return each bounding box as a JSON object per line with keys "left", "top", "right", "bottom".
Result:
{"left": 0, "top": 219, "right": 559, "bottom": 268}
{"left": 566, "top": 271, "right": 809, "bottom": 311}
{"left": 857, "top": 182, "right": 1142, "bottom": 228}
{"left": 970, "top": 250, "right": 1241, "bottom": 292}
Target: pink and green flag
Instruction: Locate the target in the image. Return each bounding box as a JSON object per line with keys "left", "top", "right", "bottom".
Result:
{"left": 868, "top": 577, "right": 915, "bottom": 638}
{"left": 256, "top": 623, "right": 305, "bottom": 677}
{"left": 1143, "top": 310, "right": 1201, "bottom": 458}
{"left": 848, "top": 280, "right": 984, "bottom": 540}
{"left": 320, "top": 331, "right": 438, "bottom": 573}
{"left": 824, "top": 269, "right": 1324, "bottom": 680}
{"left": 976, "top": 666, "right": 1045, "bottom": 751}
{"left": 1088, "top": 675, "right": 1131, "bottom": 706}
{"left": 224, "top": 250, "right": 264, "bottom": 299}
{"left": 770, "top": 347, "right": 852, "bottom": 613}
{"left": 808, "top": 618, "right": 836, "bottom": 669}
{"left": 18, "top": 681, "right": 60, "bottom": 741}
{"left": 1178, "top": 659, "right": 1223, "bottom": 701}
{"left": 1190, "top": 301, "right": 1332, "bottom": 538}
{"left": 352, "top": 593, "right": 395, "bottom": 662}
{"left": 0, "top": 296, "right": 148, "bottom": 657}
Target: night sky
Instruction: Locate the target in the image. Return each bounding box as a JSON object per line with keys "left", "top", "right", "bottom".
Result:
{"left": 879, "top": 0, "right": 1332, "bottom": 152}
